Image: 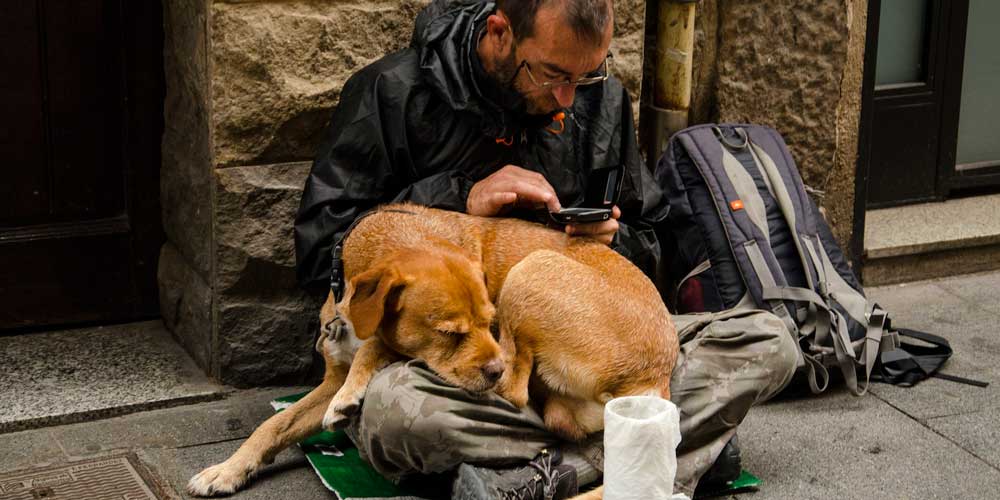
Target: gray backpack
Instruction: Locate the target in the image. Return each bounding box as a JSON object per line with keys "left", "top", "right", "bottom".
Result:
{"left": 655, "top": 124, "right": 902, "bottom": 396}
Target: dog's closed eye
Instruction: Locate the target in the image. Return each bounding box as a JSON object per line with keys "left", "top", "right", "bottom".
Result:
{"left": 436, "top": 328, "right": 467, "bottom": 337}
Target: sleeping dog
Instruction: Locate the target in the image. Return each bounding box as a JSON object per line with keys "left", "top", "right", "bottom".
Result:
{"left": 188, "top": 203, "right": 678, "bottom": 498}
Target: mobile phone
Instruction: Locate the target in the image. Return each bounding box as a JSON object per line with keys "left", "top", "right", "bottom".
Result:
{"left": 549, "top": 207, "right": 613, "bottom": 224}
{"left": 549, "top": 166, "right": 623, "bottom": 224}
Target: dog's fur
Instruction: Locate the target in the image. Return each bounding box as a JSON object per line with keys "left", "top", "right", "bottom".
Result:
{"left": 187, "top": 203, "right": 678, "bottom": 499}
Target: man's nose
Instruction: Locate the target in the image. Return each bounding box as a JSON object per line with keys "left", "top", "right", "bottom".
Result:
{"left": 551, "top": 84, "right": 577, "bottom": 109}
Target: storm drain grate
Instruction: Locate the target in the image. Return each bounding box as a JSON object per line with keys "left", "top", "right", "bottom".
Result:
{"left": 0, "top": 455, "right": 160, "bottom": 500}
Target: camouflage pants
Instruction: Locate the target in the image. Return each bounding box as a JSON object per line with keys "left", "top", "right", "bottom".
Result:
{"left": 345, "top": 309, "right": 799, "bottom": 496}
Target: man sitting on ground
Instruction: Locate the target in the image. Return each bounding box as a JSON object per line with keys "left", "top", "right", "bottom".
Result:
{"left": 295, "top": 0, "right": 799, "bottom": 498}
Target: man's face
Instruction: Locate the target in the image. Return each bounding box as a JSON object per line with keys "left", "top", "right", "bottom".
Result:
{"left": 494, "top": 4, "right": 613, "bottom": 116}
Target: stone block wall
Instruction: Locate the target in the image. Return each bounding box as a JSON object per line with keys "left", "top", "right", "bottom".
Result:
{"left": 159, "top": 0, "right": 866, "bottom": 385}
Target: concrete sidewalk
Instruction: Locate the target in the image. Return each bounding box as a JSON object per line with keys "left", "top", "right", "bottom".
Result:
{"left": 1, "top": 270, "right": 998, "bottom": 499}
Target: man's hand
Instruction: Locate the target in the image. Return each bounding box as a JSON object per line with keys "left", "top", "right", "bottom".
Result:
{"left": 565, "top": 205, "right": 621, "bottom": 245}
{"left": 466, "top": 165, "right": 562, "bottom": 217}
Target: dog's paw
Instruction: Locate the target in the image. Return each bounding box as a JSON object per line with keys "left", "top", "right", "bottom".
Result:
{"left": 321, "top": 409, "right": 351, "bottom": 432}
{"left": 497, "top": 384, "right": 530, "bottom": 408}
{"left": 321, "top": 397, "right": 361, "bottom": 431}
{"left": 187, "top": 458, "right": 258, "bottom": 497}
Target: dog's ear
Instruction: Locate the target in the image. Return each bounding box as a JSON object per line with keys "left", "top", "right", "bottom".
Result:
{"left": 347, "top": 264, "right": 406, "bottom": 340}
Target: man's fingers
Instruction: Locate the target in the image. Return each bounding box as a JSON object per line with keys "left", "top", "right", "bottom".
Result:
{"left": 566, "top": 219, "right": 619, "bottom": 237}
{"left": 611, "top": 205, "right": 621, "bottom": 219}
{"left": 493, "top": 179, "right": 559, "bottom": 211}
{"left": 566, "top": 219, "right": 618, "bottom": 245}
{"left": 467, "top": 165, "right": 562, "bottom": 217}
{"left": 475, "top": 191, "right": 517, "bottom": 216}
{"left": 495, "top": 167, "right": 560, "bottom": 211}
{"left": 489, "top": 191, "right": 518, "bottom": 209}
{"left": 543, "top": 192, "right": 562, "bottom": 213}
{"left": 495, "top": 191, "right": 518, "bottom": 203}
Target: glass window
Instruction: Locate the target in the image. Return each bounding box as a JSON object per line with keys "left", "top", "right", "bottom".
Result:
{"left": 956, "top": 0, "right": 1000, "bottom": 168}
{"left": 875, "top": 0, "right": 930, "bottom": 87}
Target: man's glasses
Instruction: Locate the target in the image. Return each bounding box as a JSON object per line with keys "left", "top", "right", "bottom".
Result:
{"left": 504, "top": 21, "right": 612, "bottom": 89}
{"left": 517, "top": 54, "right": 613, "bottom": 90}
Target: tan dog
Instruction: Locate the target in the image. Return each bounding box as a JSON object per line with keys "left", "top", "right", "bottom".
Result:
{"left": 187, "top": 203, "right": 678, "bottom": 499}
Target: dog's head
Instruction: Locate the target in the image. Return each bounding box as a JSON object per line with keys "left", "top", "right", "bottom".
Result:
{"left": 342, "top": 245, "right": 504, "bottom": 392}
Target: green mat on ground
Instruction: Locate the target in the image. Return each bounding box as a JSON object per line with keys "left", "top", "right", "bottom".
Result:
{"left": 694, "top": 470, "right": 761, "bottom": 498}
{"left": 271, "top": 392, "right": 450, "bottom": 500}
{"left": 273, "top": 392, "right": 760, "bottom": 499}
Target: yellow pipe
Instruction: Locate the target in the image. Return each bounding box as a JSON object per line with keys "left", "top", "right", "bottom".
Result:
{"left": 654, "top": 1, "right": 696, "bottom": 121}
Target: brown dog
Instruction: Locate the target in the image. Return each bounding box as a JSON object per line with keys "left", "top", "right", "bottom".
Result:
{"left": 187, "top": 203, "right": 678, "bottom": 498}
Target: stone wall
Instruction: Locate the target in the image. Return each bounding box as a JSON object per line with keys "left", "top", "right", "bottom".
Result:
{"left": 159, "top": 0, "right": 214, "bottom": 373}
{"left": 160, "top": 0, "right": 649, "bottom": 386}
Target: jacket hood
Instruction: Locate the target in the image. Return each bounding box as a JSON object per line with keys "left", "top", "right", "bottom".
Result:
{"left": 411, "top": 0, "right": 552, "bottom": 137}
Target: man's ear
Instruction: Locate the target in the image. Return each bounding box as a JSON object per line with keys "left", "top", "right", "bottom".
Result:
{"left": 346, "top": 264, "right": 405, "bottom": 340}
{"left": 486, "top": 11, "right": 513, "bottom": 50}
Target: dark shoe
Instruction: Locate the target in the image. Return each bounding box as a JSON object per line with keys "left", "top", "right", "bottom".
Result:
{"left": 452, "top": 449, "right": 579, "bottom": 500}
{"left": 693, "top": 434, "right": 742, "bottom": 497}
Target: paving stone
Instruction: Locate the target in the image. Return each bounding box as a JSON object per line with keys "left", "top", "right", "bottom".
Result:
{"left": 741, "top": 388, "right": 1000, "bottom": 499}
{"left": 934, "top": 270, "right": 1000, "bottom": 316}
{"left": 0, "top": 321, "right": 229, "bottom": 433}
{"left": 924, "top": 410, "right": 1000, "bottom": 471}
{"left": 139, "top": 440, "right": 329, "bottom": 500}
{"left": 0, "top": 428, "right": 66, "bottom": 472}
{"left": 51, "top": 387, "right": 311, "bottom": 458}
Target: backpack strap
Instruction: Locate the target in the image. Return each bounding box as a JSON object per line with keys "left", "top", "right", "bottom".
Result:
{"left": 676, "top": 128, "right": 792, "bottom": 311}
{"left": 706, "top": 127, "right": 833, "bottom": 390}
{"left": 743, "top": 126, "right": 899, "bottom": 396}
{"left": 877, "top": 329, "right": 988, "bottom": 387}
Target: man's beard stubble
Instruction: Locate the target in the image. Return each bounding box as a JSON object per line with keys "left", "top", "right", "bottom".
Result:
{"left": 494, "top": 48, "right": 520, "bottom": 86}
{"left": 490, "top": 49, "right": 554, "bottom": 117}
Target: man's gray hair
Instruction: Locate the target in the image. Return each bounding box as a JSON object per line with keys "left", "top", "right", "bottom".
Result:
{"left": 497, "top": 0, "right": 613, "bottom": 46}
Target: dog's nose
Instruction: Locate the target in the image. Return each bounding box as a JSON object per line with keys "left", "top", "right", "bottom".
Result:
{"left": 481, "top": 358, "right": 505, "bottom": 383}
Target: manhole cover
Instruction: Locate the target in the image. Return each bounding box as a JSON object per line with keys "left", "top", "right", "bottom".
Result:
{"left": 0, "top": 455, "right": 160, "bottom": 500}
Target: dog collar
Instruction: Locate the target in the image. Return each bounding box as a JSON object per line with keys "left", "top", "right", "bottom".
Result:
{"left": 330, "top": 207, "right": 419, "bottom": 302}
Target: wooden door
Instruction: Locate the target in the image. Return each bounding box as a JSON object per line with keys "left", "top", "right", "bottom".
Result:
{"left": 0, "top": 0, "right": 164, "bottom": 330}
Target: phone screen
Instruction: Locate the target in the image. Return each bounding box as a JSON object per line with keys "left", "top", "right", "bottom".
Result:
{"left": 583, "top": 166, "right": 623, "bottom": 208}
{"left": 602, "top": 169, "right": 619, "bottom": 205}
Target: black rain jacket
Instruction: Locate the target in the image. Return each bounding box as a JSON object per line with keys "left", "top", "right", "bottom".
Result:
{"left": 294, "top": 0, "right": 670, "bottom": 293}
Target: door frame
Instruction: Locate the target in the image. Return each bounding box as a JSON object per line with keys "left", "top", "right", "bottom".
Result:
{"left": 851, "top": 0, "right": 882, "bottom": 272}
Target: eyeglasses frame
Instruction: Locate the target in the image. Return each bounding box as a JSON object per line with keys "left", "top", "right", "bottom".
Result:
{"left": 504, "top": 22, "right": 613, "bottom": 90}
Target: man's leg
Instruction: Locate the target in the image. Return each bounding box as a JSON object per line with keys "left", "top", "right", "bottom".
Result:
{"left": 669, "top": 309, "right": 800, "bottom": 496}
{"left": 347, "top": 309, "right": 798, "bottom": 496}
{"left": 345, "top": 359, "right": 558, "bottom": 482}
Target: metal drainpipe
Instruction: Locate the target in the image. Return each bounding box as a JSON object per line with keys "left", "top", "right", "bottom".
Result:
{"left": 646, "top": 0, "right": 697, "bottom": 171}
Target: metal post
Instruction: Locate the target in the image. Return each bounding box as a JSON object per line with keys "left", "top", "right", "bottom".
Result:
{"left": 646, "top": 0, "right": 697, "bottom": 171}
